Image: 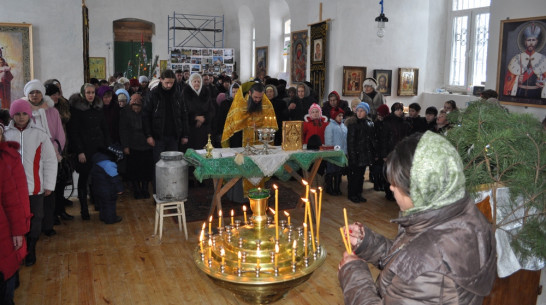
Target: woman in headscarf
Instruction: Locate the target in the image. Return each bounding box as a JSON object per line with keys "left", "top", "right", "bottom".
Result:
{"left": 338, "top": 132, "right": 496, "bottom": 305}
{"left": 68, "top": 83, "right": 110, "bottom": 220}
{"left": 265, "top": 84, "right": 288, "bottom": 146}
{"left": 182, "top": 73, "right": 212, "bottom": 150}
{"left": 361, "top": 78, "right": 386, "bottom": 120}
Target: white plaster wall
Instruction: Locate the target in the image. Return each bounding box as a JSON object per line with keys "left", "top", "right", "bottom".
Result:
{"left": 0, "top": 0, "right": 82, "bottom": 98}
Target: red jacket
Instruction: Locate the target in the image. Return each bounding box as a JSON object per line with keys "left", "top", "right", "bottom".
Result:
{"left": 0, "top": 141, "right": 31, "bottom": 279}
{"left": 303, "top": 115, "right": 329, "bottom": 144}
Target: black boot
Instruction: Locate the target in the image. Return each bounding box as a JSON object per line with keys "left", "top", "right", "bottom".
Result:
{"left": 79, "top": 196, "right": 90, "bottom": 220}
{"left": 324, "top": 174, "right": 334, "bottom": 195}
{"left": 132, "top": 181, "right": 141, "bottom": 199}
{"left": 25, "top": 237, "right": 37, "bottom": 266}
{"left": 141, "top": 181, "right": 150, "bottom": 199}
{"left": 333, "top": 174, "right": 342, "bottom": 196}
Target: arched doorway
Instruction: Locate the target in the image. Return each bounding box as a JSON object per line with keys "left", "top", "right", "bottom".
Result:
{"left": 113, "top": 19, "right": 154, "bottom": 78}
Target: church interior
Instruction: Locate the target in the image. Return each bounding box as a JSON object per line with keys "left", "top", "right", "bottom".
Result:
{"left": 1, "top": 0, "right": 545, "bottom": 304}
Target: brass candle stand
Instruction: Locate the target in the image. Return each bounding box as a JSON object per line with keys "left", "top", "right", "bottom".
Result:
{"left": 194, "top": 189, "right": 326, "bottom": 304}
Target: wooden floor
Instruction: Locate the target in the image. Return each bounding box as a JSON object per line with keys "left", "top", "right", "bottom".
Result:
{"left": 15, "top": 177, "right": 400, "bottom": 305}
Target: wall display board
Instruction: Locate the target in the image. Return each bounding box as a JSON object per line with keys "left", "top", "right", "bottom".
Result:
{"left": 170, "top": 47, "right": 234, "bottom": 75}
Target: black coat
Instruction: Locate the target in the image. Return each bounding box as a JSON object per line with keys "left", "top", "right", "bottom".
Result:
{"left": 376, "top": 114, "right": 410, "bottom": 159}
{"left": 68, "top": 94, "right": 111, "bottom": 159}
{"left": 182, "top": 86, "right": 213, "bottom": 150}
{"left": 346, "top": 116, "right": 376, "bottom": 167}
{"left": 406, "top": 116, "right": 428, "bottom": 135}
{"left": 119, "top": 108, "right": 150, "bottom": 151}
{"left": 270, "top": 96, "right": 289, "bottom": 146}
{"left": 288, "top": 96, "right": 314, "bottom": 121}
{"left": 143, "top": 84, "right": 189, "bottom": 141}
{"left": 321, "top": 100, "right": 353, "bottom": 120}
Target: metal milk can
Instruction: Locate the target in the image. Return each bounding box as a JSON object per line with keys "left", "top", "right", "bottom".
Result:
{"left": 156, "top": 151, "right": 188, "bottom": 201}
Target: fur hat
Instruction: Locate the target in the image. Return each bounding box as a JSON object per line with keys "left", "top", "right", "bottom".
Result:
{"left": 129, "top": 78, "right": 140, "bottom": 87}
{"left": 308, "top": 103, "right": 322, "bottom": 116}
{"left": 115, "top": 89, "right": 130, "bottom": 101}
{"left": 24, "top": 79, "right": 45, "bottom": 97}
{"left": 355, "top": 102, "right": 370, "bottom": 114}
{"left": 307, "top": 134, "right": 322, "bottom": 150}
{"left": 129, "top": 94, "right": 142, "bottom": 105}
{"left": 10, "top": 99, "right": 33, "bottom": 118}
{"left": 377, "top": 104, "right": 390, "bottom": 117}
{"left": 45, "top": 83, "right": 60, "bottom": 96}
{"left": 330, "top": 107, "right": 345, "bottom": 120}
{"left": 362, "top": 78, "right": 377, "bottom": 90}
{"left": 138, "top": 75, "right": 149, "bottom": 83}
{"left": 118, "top": 77, "right": 130, "bottom": 85}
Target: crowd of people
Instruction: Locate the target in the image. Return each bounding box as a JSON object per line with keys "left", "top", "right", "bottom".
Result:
{"left": 0, "top": 68, "right": 497, "bottom": 304}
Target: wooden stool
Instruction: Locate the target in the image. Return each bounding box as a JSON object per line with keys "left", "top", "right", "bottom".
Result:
{"left": 153, "top": 195, "right": 188, "bottom": 241}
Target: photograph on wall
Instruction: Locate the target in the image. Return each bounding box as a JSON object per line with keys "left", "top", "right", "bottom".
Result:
{"left": 342, "top": 66, "right": 366, "bottom": 96}
{"left": 224, "top": 56, "right": 234, "bottom": 64}
{"left": 213, "top": 56, "right": 223, "bottom": 65}
{"left": 497, "top": 16, "right": 546, "bottom": 107}
{"left": 397, "top": 68, "right": 419, "bottom": 96}
{"left": 213, "top": 49, "right": 223, "bottom": 56}
{"left": 202, "top": 49, "right": 211, "bottom": 56}
{"left": 0, "top": 23, "right": 33, "bottom": 109}
{"left": 192, "top": 49, "right": 202, "bottom": 56}
{"left": 169, "top": 47, "right": 235, "bottom": 76}
{"left": 312, "top": 38, "right": 323, "bottom": 63}
{"left": 255, "top": 46, "right": 268, "bottom": 77}
{"left": 191, "top": 64, "right": 201, "bottom": 72}
{"left": 291, "top": 30, "right": 308, "bottom": 83}
{"left": 89, "top": 57, "right": 106, "bottom": 80}
{"left": 373, "top": 69, "right": 392, "bottom": 96}
{"left": 224, "top": 49, "right": 234, "bottom": 57}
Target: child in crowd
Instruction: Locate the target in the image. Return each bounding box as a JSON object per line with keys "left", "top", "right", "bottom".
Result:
{"left": 346, "top": 102, "right": 375, "bottom": 203}
{"left": 303, "top": 103, "right": 329, "bottom": 145}
{"left": 425, "top": 106, "right": 438, "bottom": 131}
{"left": 324, "top": 108, "right": 347, "bottom": 196}
{"left": 406, "top": 102, "right": 427, "bottom": 134}
{"left": 90, "top": 146, "right": 124, "bottom": 224}
{"left": 444, "top": 100, "right": 458, "bottom": 113}
{"left": 434, "top": 110, "right": 450, "bottom": 135}
{"left": 4, "top": 99, "right": 57, "bottom": 266}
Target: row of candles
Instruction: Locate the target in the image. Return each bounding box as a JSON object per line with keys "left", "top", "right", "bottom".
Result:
{"left": 198, "top": 180, "right": 324, "bottom": 275}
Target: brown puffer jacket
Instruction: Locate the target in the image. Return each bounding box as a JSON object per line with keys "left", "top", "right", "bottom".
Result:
{"left": 338, "top": 196, "right": 496, "bottom": 305}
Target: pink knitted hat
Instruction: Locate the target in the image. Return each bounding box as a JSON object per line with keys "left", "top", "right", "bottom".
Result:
{"left": 9, "top": 99, "right": 33, "bottom": 118}
{"left": 308, "top": 103, "right": 322, "bottom": 116}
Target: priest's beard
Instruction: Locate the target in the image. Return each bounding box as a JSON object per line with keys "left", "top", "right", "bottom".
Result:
{"left": 247, "top": 98, "right": 263, "bottom": 113}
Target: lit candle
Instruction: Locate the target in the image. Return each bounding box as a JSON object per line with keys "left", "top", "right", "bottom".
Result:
{"left": 199, "top": 230, "right": 204, "bottom": 254}
{"left": 317, "top": 187, "right": 323, "bottom": 244}
{"left": 303, "top": 223, "right": 308, "bottom": 258}
{"left": 221, "top": 247, "right": 225, "bottom": 266}
{"left": 306, "top": 200, "right": 316, "bottom": 253}
{"left": 201, "top": 221, "right": 206, "bottom": 239}
{"left": 303, "top": 180, "right": 309, "bottom": 200}
{"left": 231, "top": 209, "right": 234, "bottom": 226}
{"left": 218, "top": 210, "right": 222, "bottom": 228}
{"left": 343, "top": 208, "right": 352, "bottom": 253}
{"left": 238, "top": 251, "right": 242, "bottom": 270}
{"left": 302, "top": 198, "right": 308, "bottom": 227}
{"left": 311, "top": 189, "right": 318, "bottom": 221}
{"left": 284, "top": 211, "right": 290, "bottom": 226}
{"left": 208, "top": 215, "right": 213, "bottom": 235}
{"left": 292, "top": 240, "right": 297, "bottom": 264}
{"left": 208, "top": 238, "right": 212, "bottom": 259}
{"left": 243, "top": 205, "right": 247, "bottom": 224}
{"left": 275, "top": 244, "right": 279, "bottom": 268}
{"left": 274, "top": 184, "right": 279, "bottom": 241}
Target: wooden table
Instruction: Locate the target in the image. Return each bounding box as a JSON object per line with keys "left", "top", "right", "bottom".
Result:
{"left": 184, "top": 147, "right": 347, "bottom": 218}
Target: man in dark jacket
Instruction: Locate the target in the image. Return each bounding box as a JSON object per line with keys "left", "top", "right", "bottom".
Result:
{"left": 143, "top": 69, "right": 189, "bottom": 191}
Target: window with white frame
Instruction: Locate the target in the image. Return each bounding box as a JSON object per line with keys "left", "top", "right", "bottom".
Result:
{"left": 282, "top": 19, "right": 291, "bottom": 73}
{"left": 447, "top": 0, "right": 490, "bottom": 91}
{"left": 252, "top": 27, "right": 256, "bottom": 77}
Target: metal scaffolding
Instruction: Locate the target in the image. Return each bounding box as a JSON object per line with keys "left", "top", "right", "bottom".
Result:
{"left": 168, "top": 12, "right": 224, "bottom": 50}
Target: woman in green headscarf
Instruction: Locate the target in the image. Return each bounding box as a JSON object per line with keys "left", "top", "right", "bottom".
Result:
{"left": 338, "top": 131, "right": 497, "bottom": 305}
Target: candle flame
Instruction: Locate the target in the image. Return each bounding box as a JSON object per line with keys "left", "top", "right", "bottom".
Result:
{"left": 202, "top": 222, "right": 206, "bottom": 230}
{"left": 275, "top": 244, "right": 279, "bottom": 253}
{"left": 221, "top": 248, "right": 225, "bottom": 256}
{"left": 231, "top": 209, "right": 234, "bottom": 216}
{"left": 238, "top": 251, "right": 241, "bottom": 259}
{"left": 318, "top": 186, "right": 323, "bottom": 191}
{"left": 284, "top": 211, "right": 289, "bottom": 217}
{"left": 209, "top": 215, "right": 213, "bottom": 222}
{"left": 243, "top": 205, "right": 247, "bottom": 212}
{"left": 208, "top": 239, "right": 212, "bottom": 246}
{"left": 219, "top": 210, "right": 222, "bottom": 217}
{"left": 310, "top": 189, "right": 317, "bottom": 194}
{"left": 302, "top": 180, "right": 308, "bottom": 186}
{"left": 269, "top": 207, "right": 276, "bottom": 215}
{"left": 293, "top": 239, "right": 297, "bottom": 248}
{"left": 303, "top": 223, "right": 307, "bottom": 228}
{"left": 301, "top": 198, "right": 308, "bottom": 203}
{"left": 199, "top": 231, "right": 204, "bottom": 242}
{"left": 273, "top": 184, "right": 278, "bottom": 190}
